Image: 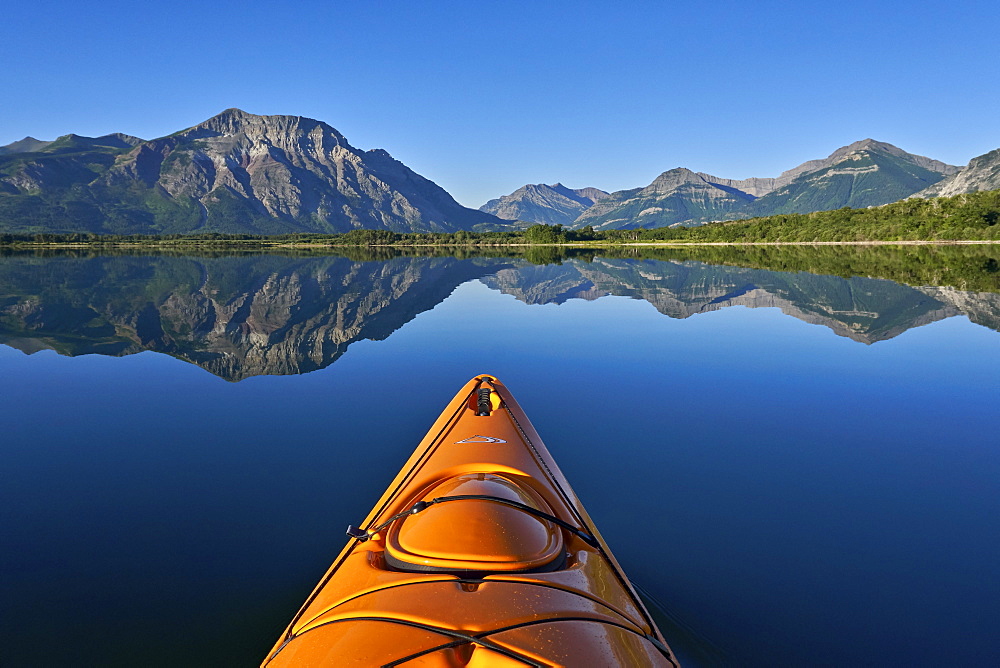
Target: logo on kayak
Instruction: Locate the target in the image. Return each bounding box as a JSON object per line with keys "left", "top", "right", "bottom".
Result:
{"left": 455, "top": 435, "right": 507, "bottom": 444}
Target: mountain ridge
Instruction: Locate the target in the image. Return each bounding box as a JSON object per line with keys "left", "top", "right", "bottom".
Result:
{"left": 566, "top": 140, "right": 960, "bottom": 229}
{"left": 0, "top": 109, "right": 502, "bottom": 235}
{"left": 480, "top": 182, "right": 608, "bottom": 225}
{"left": 572, "top": 167, "right": 756, "bottom": 229}
{"left": 1, "top": 115, "right": 990, "bottom": 235}
{"left": 736, "top": 141, "right": 955, "bottom": 218}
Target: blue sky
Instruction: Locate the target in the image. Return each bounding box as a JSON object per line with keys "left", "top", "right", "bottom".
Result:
{"left": 3, "top": 0, "right": 998, "bottom": 207}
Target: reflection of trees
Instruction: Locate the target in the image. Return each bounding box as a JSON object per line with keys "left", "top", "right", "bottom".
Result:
{"left": 592, "top": 244, "right": 1000, "bottom": 293}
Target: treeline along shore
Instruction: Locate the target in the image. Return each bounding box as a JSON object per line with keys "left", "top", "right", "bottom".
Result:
{"left": 2, "top": 241, "right": 999, "bottom": 302}
{"left": 3, "top": 189, "right": 999, "bottom": 248}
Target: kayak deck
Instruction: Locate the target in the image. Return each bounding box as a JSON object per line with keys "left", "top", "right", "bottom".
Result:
{"left": 263, "top": 375, "right": 678, "bottom": 667}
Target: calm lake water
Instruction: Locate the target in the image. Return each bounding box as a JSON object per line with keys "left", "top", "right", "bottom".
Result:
{"left": 1, "top": 246, "right": 999, "bottom": 666}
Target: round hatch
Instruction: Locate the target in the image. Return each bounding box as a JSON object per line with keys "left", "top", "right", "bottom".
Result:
{"left": 384, "top": 473, "right": 565, "bottom": 573}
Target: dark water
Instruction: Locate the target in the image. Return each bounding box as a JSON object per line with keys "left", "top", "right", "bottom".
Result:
{"left": 1, "top": 247, "right": 998, "bottom": 666}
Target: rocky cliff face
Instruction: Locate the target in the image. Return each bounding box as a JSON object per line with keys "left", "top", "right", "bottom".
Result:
{"left": 695, "top": 174, "right": 778, "bottom": 198}
{"left": 914, "top": 147, "right": 1000, "bottom": 198}
{"left": 0, "top": 109, "right": 501, "bottom": 234}
{"left": 479, "top": 183, "right": 608, "bottom": 225}
{"left": 572, "top": 187, "right": 609, "bottom": 204}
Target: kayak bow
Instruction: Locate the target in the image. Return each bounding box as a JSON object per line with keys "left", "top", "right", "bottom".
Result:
{"left": 263, "top": 375, "right": 678, "bottom": 667}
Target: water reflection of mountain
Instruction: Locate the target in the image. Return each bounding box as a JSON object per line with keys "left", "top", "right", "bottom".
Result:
{"left": 481, "top": 257, "right": 1000, "bottom": 343}
{"left": 0, "top": 255, "right": 512, "bottom": 381}
{"left": 1, "top": 252, "right": 998, "bottom": 380}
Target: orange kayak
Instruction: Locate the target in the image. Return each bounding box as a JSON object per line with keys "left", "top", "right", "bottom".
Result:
{"left": 262, "top": 375, "right": 678, "bottom": 667}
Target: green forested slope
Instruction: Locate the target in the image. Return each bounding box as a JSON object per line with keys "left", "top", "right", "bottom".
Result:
{"left": 616, "top": 189, "right": 1000, "bottom": 242}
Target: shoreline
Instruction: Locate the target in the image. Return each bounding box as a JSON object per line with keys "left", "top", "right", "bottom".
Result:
{"left": 3, "top": 239, "right": 1000, "bottom": 250}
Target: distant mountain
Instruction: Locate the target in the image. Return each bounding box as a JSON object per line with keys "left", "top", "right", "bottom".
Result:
{"left": 914, "top": 147, "right": 1000, "bottom": 198}
{"left": 0, "top": 136, "right": 55, "bottom": 154}
{"left": 0, "top": 132, "right": 146, "bottom": 197}
{"left": 479, "top": 183, "right": 608, "bottom": 225}
{"left": 0, "top": 109, "right": 502, "bottom": 234}
{"left": 0, "top": 132, "right": 143, "bottom": 158}
{"left": 45, "top": 133, "right": 144, "bottom": 152}
{"left": 571, "top": 168, "right": 755, "bottom": 229}
{"left": 569, "top": 140, "right": 959, "bottom": 229}
{"left": 738, "top": 139, "right": 959, "bottom": 217}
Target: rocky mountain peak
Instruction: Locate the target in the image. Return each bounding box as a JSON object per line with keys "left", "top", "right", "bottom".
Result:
{"left": 780, "top": 139, "right": 960, "bottom": 183}
{"left": 834, "top": 139, "right": 907, "bottom": 160}
{"left": 645, "top": 168, "right": 705, "bottom": 192}
{"left": 844, "top": 138, "right": 883, "bottom": 151}
{"left": 182, "top": 108, "right": 349, "bottom": 149}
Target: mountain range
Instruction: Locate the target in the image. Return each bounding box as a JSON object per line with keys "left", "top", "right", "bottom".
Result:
{"left": 3, "top": 109, "right": 1000, "bottom": 235}
{"left": 486, "top": 140, "right": 969, "bottom": 230}
{"left": 0, "top": 109, "right": 502, "bottom": 235}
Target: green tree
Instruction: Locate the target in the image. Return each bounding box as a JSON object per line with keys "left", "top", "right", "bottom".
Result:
{"left": 524, "top": 224, "right": 566, "bottom": 244}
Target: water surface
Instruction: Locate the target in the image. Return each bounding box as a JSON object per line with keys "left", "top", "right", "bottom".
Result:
{"left": 1, "top": 246, "right": 998, "bottom": 666}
